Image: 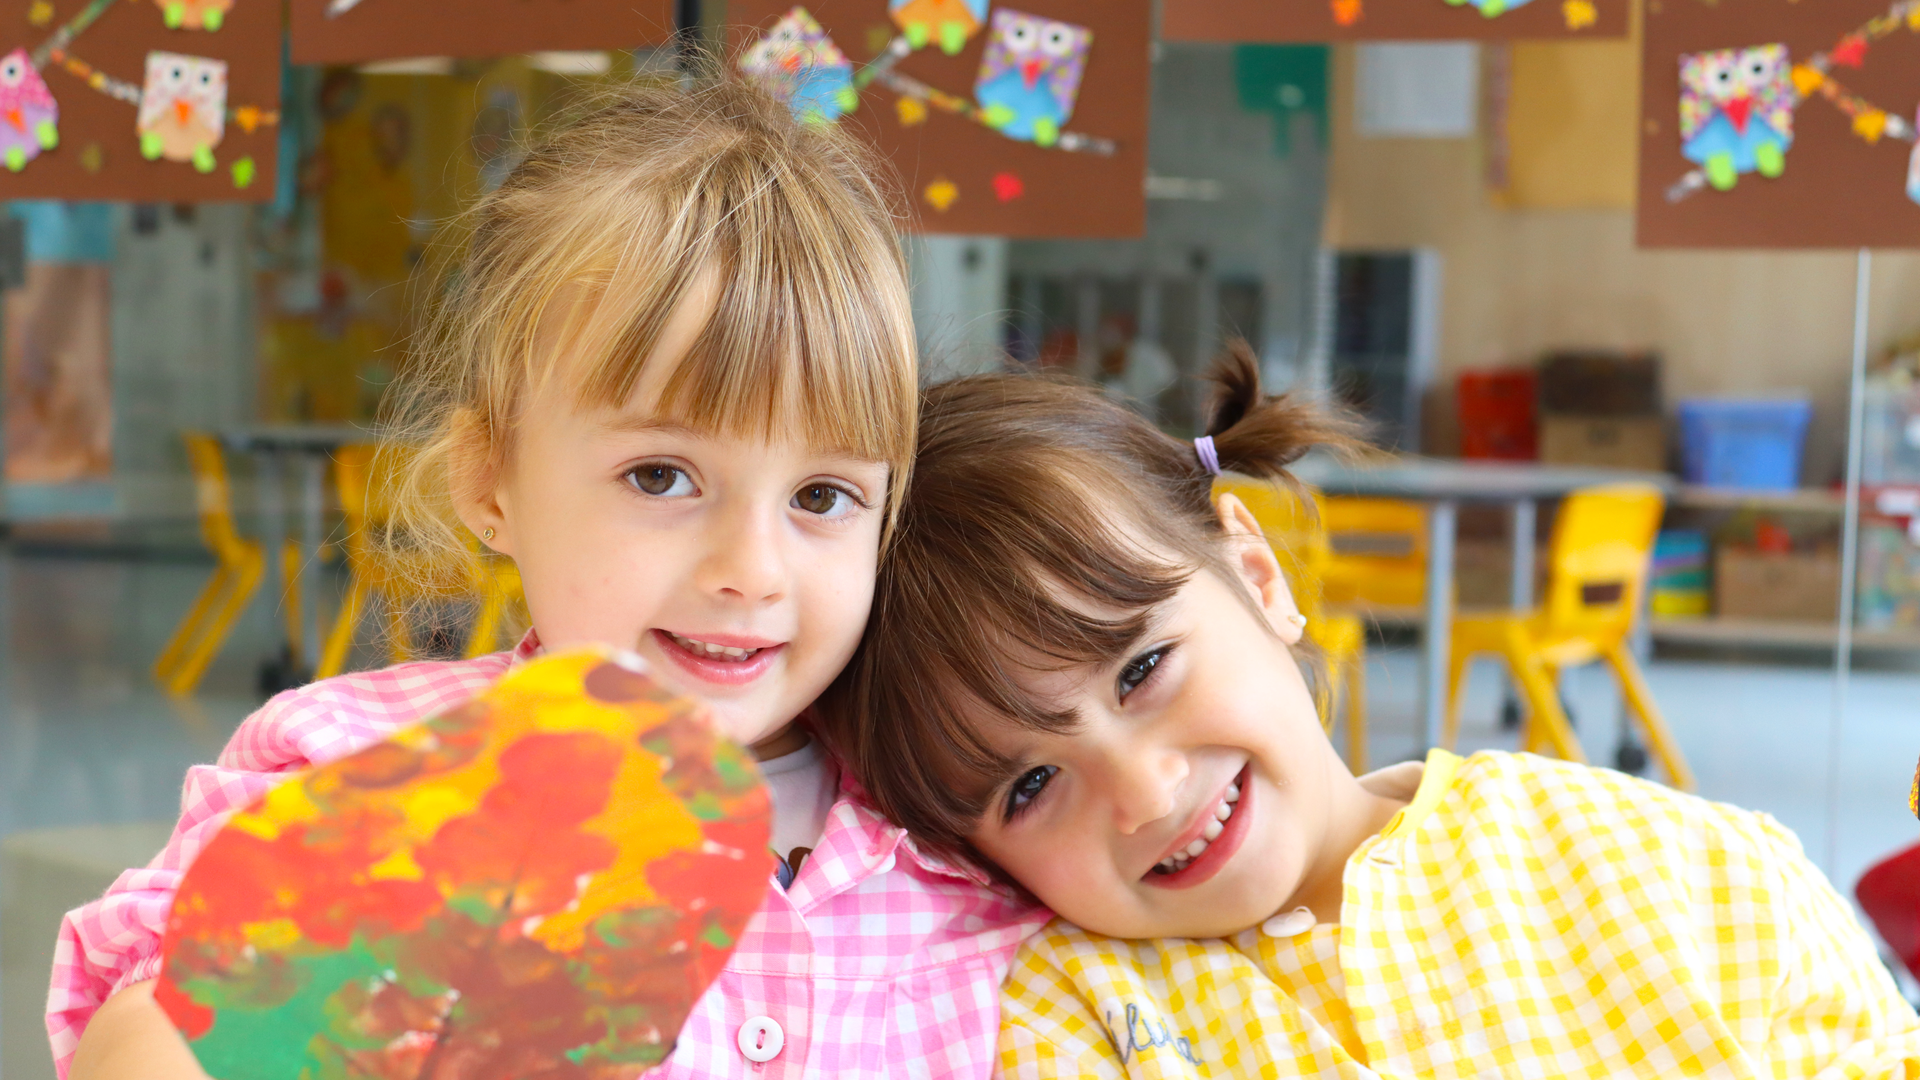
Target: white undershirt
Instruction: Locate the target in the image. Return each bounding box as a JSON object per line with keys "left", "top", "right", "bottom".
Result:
{"left": 758, "top": 737, "right": 837, "bottom": 879}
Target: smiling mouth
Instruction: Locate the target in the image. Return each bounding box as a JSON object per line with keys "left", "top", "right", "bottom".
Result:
{"left": 663, "top": 631, "right": 765, "bottom": 661}
{"left": 1152, "top": 778, "right": 1242, "bottom": 875}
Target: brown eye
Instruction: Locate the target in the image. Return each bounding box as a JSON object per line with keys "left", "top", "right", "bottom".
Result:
{"left": 626, "top": 464, "right": 693, "bottom": 497}
{"left": 792, "top": 483, "right": 851, "bottom": 517}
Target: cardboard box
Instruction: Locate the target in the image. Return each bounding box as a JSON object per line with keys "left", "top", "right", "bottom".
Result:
{"left": 1714, "top": 548, "right": 1840, "bottom": 623}
{"left": 1539, "top": 414, "right": 1667, "bottom": 471}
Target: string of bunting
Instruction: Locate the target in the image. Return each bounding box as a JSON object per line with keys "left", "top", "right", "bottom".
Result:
{"left": 1667, "top": 0, "right": 1920, "bottom": 202}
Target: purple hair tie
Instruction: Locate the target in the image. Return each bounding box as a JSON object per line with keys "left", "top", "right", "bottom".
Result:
{"left": 1194, "top": 435, "right": 1222, "bottom": 477}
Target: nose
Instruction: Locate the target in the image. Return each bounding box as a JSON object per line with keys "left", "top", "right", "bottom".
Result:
{"left": 694, "top": 497, "right": 787, "bottom": 604}
{"left": 1107, "top": 744, "right": 1188, "bottom": 835}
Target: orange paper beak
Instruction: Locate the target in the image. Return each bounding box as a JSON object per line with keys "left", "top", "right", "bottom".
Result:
{"left": 4, "top": 107, "right": 23, "bottom": 133}
{"left": 174, "top": 99, "right": 194, "bottom": 125}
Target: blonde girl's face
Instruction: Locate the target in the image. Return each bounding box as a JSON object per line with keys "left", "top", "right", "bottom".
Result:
{"left": 465, "top": 288, "right": 889, "bottom": 753}
{"left": 966, "top": 499, "right": 1351, "bottom": 939}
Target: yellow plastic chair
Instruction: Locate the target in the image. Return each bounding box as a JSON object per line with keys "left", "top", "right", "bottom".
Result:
{"left": 1215, "top": 477, "right": 1369, "bottom": 772}
{"left": 1320, "top": 498, "right": 1429, "bottom": 613}
{"left": 318, "top": 444, "right": 524, "bottom": 678}
{"left": 1442, "top": 484, "right": 1694, "bottom": 790}
{"left": 153, "top": 433, "right": 300, "bottom": 697}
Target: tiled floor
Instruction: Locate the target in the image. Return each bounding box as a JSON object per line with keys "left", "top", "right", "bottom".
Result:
{"left": 0, "top": 551, "right": 1917, "bottom": 1074}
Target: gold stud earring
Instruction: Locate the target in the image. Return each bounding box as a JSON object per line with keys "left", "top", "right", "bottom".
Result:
{"left": 482, "top": 527, "right": 495, "bottom": 542}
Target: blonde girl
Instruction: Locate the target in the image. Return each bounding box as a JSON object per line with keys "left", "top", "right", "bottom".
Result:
{"left": 821, "top": 344, "right": 1920, "bottom": 1077}
{"left": 52, "top": 79, "right": 1043, "bottom": 1080}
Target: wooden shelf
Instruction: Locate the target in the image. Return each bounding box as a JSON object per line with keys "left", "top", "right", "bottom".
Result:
{"left": 1671, "top": 486, "right": 1845, "bottom": 513}
{"left": 1650, "top": 616, "right": 1920, "bottom": 650}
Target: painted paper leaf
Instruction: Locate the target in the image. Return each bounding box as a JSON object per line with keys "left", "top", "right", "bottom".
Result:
{"left": 0, "top": 49, "right": 58, "bottom": 173}
{"left": 156, "top": 647, "right": 774, "bottom": 1079}
{"left": 974, "top": 9, "right": 1091, "bottom": 146}
{"left": 137, "top": 52, "right": 228, "bottom": 171}
{"left": 738, "top": 7, "right": 856, "bottom": 124}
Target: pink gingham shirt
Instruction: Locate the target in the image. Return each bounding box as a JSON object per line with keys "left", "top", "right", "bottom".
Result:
{"left": 48, "top": 634, "right": 1046, "bottom": 1078}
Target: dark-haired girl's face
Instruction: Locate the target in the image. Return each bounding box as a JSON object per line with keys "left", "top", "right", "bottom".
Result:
{"left": 966, "top": 497, "right": 1378, "bottom": 938}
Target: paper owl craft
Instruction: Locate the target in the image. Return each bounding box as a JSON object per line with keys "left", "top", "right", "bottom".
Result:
{"left": 890, "top": 0, "right": 988, "bottom": 56}
{"left": 155, "top": 0, "right": 235, "bottom": 31}
{"left": 137, "top": 52, "right": 227, "bottom": 172}
{"left": 1679, "top": 44, "right": 1795, "bottom": 192}
{"left": 1908, "top": 107, "right": 1920, "bottom": 206}
{"left": 1442, "top": 0, "right": 1534, "bottom": 17}
{"left": 738, "top": 7, "right": 856, "bottom": 125}
{"left": 0, "top": 49, "right": 57, "bottom": 173}
{"left": 156, "top": 648, "right": 774, "bottom": 1080}
{"left": 974, "top": 9, "right": 1091, "bottom": 147}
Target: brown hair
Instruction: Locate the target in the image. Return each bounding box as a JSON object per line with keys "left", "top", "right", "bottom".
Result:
{"left": 816, "top": 340, "right": 1358, "bottom": 871}
{"left": 379, "top": 75, "right": 918, "bottom": 588}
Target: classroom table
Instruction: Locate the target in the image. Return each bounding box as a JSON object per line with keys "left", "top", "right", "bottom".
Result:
{"left": 1290, "top": 456, "right": 1675, "bottom": 754}
{"left": 218, "top": 424, "right": 369, "bottom": 690}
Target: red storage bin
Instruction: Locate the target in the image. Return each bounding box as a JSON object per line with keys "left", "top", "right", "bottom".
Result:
{"left": 1458, "top": 369, "right": 1538, "bottom": 461}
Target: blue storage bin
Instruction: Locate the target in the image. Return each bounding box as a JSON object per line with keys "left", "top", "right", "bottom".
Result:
{"left": 1676, "top": 398, "right": 1813, "bottom": 490}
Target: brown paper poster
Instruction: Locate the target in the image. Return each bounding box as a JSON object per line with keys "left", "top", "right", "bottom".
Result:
{"left": 0, "top": 0, "right": 279, "bottom": 201}
{"left": 1163, "top": 0, "right": 1627, "bottom": 43}
{"left": 5, "top": 263, "right": 111, "bottom": 483}
{"left": 1637, "top": 0, "right": 1920, "bottom": 247}
{"left": 290, "top": 0, "right": 674, "bottom": 65}
{"left": 728, "top": 0, "right": 1150, "bottom": 238}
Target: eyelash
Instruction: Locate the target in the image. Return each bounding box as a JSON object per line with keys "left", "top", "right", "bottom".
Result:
{"left": 1003, "top": 764, "right": 1057, "bottom": 823}
{"left": 621, "top": 464, "right": 872, "bottom": 519}
{"left": 1117, "top": 644, "right": 1174, "bottom": 702}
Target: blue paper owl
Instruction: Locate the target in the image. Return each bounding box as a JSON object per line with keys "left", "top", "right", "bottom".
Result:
{"left": 738, "top": 7, "right": 856, "bottom": 125}
{"left": 1679, "top": 44, "right": 1794, "bottom": 191}
{"left": 0, "top": 49, "right": 58, "bottom": 173}
{"left": 974, "top": 9, "right": 1091, "bottom": 148}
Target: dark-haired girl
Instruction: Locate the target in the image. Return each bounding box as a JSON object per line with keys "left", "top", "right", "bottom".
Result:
{"left": 819, "top": 342, "right": 1920, "bottom": 1078}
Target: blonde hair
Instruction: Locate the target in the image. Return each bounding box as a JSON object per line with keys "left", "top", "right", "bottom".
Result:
{"left": 380, "top": 76, "right": 918, "bottom": 589}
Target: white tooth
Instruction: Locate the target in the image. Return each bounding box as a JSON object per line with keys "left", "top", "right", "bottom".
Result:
{"left": 1214, "top": 802, "right": 1232, "bottom": 822}
{"left": 1226, "top": 784, "right": 1241, "bottom": 803}
{"left": 1203, "top": 818, "right": 1223, "bottom": 841}
{"left": 1185, "top": 838, "right": 1208, "bottom": 858}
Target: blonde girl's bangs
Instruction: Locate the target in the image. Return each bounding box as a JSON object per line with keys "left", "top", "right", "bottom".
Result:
{"left": 545, "top": 119, "right": 920, "bottom": 486}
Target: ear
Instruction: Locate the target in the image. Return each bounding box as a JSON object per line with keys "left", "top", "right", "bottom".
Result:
{"left": 1214, "top": 492, "right": 1306, "bottom": 646}
{"left": 447, "top": 408, "right": 515, "bottom": 557}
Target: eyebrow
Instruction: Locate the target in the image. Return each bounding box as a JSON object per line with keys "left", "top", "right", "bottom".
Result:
{"left": 591, "top": 414, "right": 707, "bottom": 438}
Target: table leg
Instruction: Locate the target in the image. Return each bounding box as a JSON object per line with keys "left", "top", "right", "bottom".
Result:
{"left": 1509, "top": 499, "right": 1536, "bottom": 610}
{"left": 299, "top": 454, "right": 328, "bottom": 672}
{"left": 1420, "top": 499, "right": 1457, "bottom": 753}
{"left": 257, "top": 452, "right": 288, "bottom": 647}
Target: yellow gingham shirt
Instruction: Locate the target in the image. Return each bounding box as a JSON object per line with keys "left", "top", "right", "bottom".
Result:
{"left": 999, "top": 749, "right": 1920, "bottom": 1078}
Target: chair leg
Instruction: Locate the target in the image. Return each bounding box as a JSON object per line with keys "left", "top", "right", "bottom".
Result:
{"left": 1508, "top": 648, "right": 1586, "bottom": 764}
{"left": 280, "top": 541, "right": 305, "bottom": 661}
{"left": 168, "top": 552, "right": 264, "bottom": 697}
{"left": 1603, "top": 642, "right": 1695, "bottom": 792}
{"left": 1321, "top": 651, "right": 1344, "bottom": 737}
{"left": 317, "top": 574, "right": 370, "bottom": 680}
{"left": 153, "top": 563, "right": 230, "bottom": 685}
{"left": 465, "top": 590, "right": 502, "bottom": 660}
{"left": 386, "top": 598, "right": 415, "bottom": 664}
{"left": 1346, "top": 651, "right": 1367, "bottom": 774}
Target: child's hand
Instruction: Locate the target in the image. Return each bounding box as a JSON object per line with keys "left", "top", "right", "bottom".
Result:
{"left": 69, "top": 980, "right": 210, "bottom": 1080}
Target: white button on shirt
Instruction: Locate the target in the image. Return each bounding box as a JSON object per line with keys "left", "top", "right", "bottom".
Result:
{"left": 738, "top": 1016, "right": 784, "bottom": 1063}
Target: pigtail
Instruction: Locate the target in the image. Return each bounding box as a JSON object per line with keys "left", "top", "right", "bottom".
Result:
{"left": 1200, "top": 338, "right": 1365, "bottom": 483}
